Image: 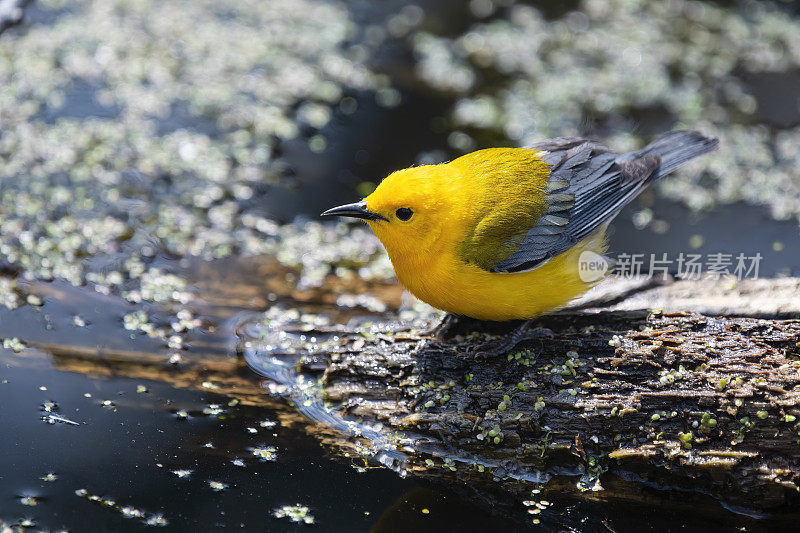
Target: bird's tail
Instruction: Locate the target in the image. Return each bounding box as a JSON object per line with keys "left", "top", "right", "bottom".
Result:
{"left": 622, "top": 130, "right": 719, "bottom": 181}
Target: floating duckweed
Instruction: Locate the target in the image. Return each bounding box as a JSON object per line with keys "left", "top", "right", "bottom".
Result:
{"left": 123, "top": 311, "right": 151, "bottom": 333}
{"left": 689, "top": 234, "right": 705, "bottom": 249}
{"left": 0, "top": 279, "right": 20, "bottom": 309}
{"left": 716, "top": 378, "right": 728, "bottom": 391}
{"left": 413, "top": 0, "right": 800, "bottom": 223}
{"left": 2, "top": 337, "right": 25, "bottom": 352}
{"left": 20, "top": 496, "right": 38, "bottom": 506}
{"left": 145, "top": 514, "right": 169, "bottom": 527}
{"left": 76, "top": 487, "right": 166, "bottom": 525}
{"left": 121, "top": 506, "right": 144, "bottom": 518}
{"left": 757, "top": 410, "right": 769, "bottom": 419}
{"left": 783, "top": 415, "right": 797, "bottom": 423}
{"left": 251, "top": 446, "right": 278, "bottom": 461}
{"left": 202, "top": 404, "right": 224, "bottom": 416}
{"left": 650, "top": 413, "right": 661, "bottom": 421}
{"left": 208, "top": 481, "right": 228, "bottom": 492}
{"left": 274, "top": 504, "right": 315, "bottom": 525}
{"left": 0, "top": 0, "right": 395, "bottom": 309}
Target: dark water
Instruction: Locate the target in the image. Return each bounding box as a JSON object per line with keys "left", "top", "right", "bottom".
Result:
{"left": 610, "top": 200, "right": 799, "bottom": 278}
{"left": 1, "top": 350, "right": 531, "bottom": 532}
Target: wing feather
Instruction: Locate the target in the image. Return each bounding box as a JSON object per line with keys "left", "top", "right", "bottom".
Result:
{"left": 490, "top": 131, "right": 717, "bottom": 273}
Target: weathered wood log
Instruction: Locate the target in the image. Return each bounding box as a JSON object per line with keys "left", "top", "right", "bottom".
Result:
{"left": 572, "top": 275, "right": 800, "bottom": 318}
{"left": 241, "top": 308, "right": 800, "bottom": 513}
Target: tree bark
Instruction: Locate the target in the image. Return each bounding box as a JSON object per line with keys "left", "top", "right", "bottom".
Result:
{"left": 242, "top": 307, "right": 800, "bottom": 512}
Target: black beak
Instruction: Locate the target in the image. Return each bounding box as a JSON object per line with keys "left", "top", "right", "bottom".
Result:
{"left": 321, "top": 201, "right": 388, "bottom": 221}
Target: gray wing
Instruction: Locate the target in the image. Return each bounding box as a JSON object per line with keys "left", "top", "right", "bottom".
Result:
{"left": 492, "top": 131, "right": 717, "bottom": 273}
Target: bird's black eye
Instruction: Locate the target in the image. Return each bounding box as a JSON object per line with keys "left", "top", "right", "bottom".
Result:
{"left": 395, "top": 207, "right": 413, "bottom": 221}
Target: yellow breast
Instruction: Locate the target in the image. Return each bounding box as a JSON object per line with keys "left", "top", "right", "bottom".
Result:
{"left": 389, "top": 226, "right": 609, "bottom": 321}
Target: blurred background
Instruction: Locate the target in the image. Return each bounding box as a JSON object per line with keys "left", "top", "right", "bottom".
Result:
{"left": 0, "top": 0, "right": 799, "bottom": 531}
{"left": 1, "top": 0, "right": 798, "bottom": 291}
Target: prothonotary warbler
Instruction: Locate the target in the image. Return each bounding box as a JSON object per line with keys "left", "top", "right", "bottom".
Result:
{"left": 322, "top": 131, "right": 718, "bottom": 322}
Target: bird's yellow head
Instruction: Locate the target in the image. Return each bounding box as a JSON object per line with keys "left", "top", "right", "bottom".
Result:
{"left": 322, "top": 163, "right": 466, "bottom": 261}
{"left": 322, "top": 148, "right": 549, "bottom": 270}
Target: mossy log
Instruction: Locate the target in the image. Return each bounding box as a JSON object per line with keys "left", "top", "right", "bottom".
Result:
{"left": 263, "top": 310, "right": 800, "bottom": 512}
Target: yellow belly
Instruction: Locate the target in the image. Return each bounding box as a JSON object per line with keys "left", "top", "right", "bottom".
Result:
{"left": 392, "top": 227, "right": 609, "bottom": 321}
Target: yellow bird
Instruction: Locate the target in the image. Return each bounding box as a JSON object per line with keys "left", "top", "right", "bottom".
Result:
{"left": 323, "top": 131, "right": 717, "bottom": 322}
